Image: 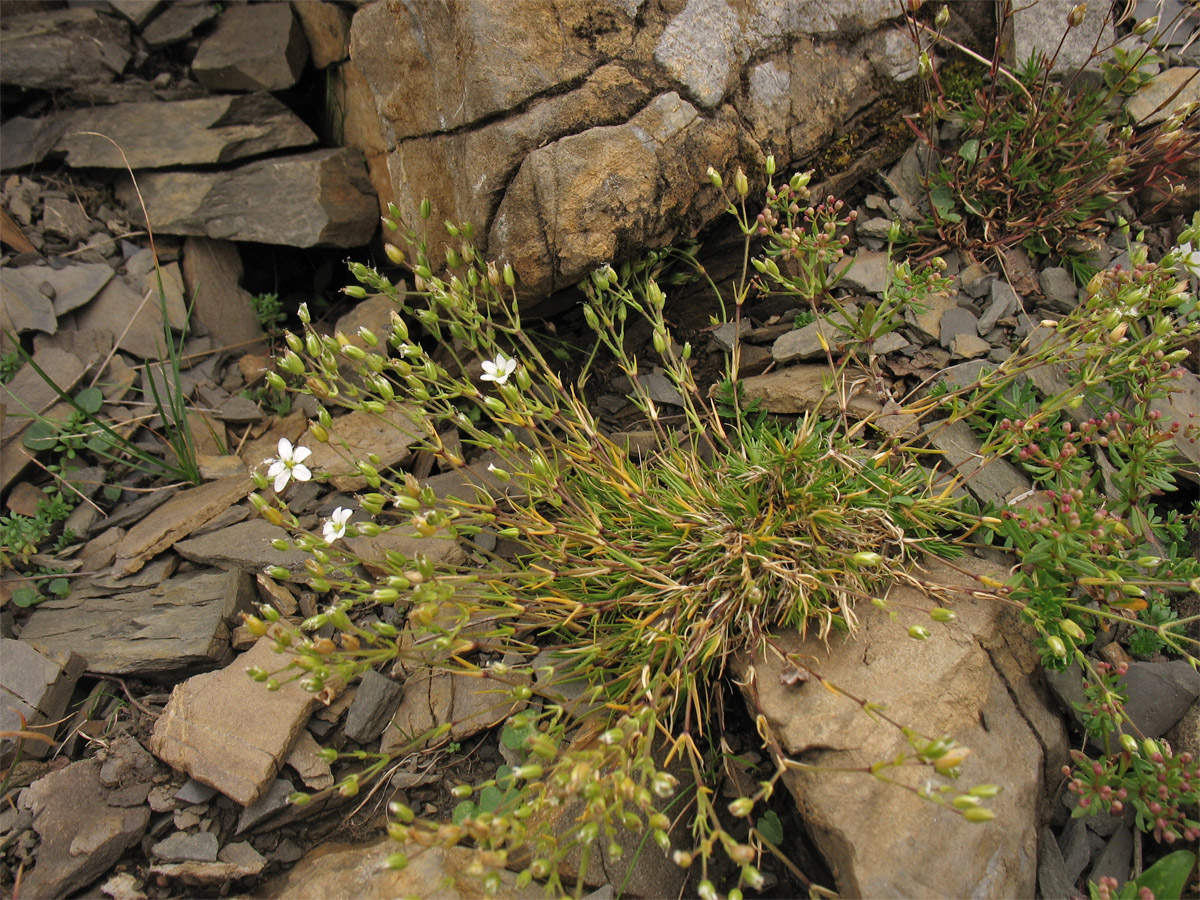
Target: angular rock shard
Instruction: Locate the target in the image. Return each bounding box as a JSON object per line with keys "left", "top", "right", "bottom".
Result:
{"left": 150, "top": 638, "right": 320, "bottom": 806}
{"left": 735, "top": 555, "right": 1059, "bottom": 899}
{"left": 119, "top": 149, "right": 378, "bottom": 248}
{"left": 56, "top": 93, "right": 317, "bottom": 169}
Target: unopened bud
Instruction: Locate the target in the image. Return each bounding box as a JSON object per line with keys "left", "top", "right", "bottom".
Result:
{"left": 1067, "top": 3, "right": 1087, "bottom": 28}
{"left": 935, "top": 5, "right": 949, "bottom": 28}
{"left": 706, "top": 166, "right": 723, "bottom": 189}
{"left": 1133, "top": 15, "right": 1159, "bottom": 35}
{"left": 384, "top": 243, "right": 406, "bottom": 266}
{"left": 734, "top": 167, "right": 749, "bottom": 197}
{"left": 1046, "top": 636, "right": 1068, "bottom": 658}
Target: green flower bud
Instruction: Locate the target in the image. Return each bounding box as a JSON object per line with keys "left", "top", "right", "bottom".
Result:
{"left": 343, "top": 285, "right": 367, "bottom": 299}
{"left": 503, "top": 263, "right": 515, "bottom": 287}
{"left": 706, "top": 166, "right": 723, "bottom": 189}
{"left": 419, "top": 199, "right": 432, "bottom": 220}
{"left": 1060, "top": 619, "right": 1086, "bottom": 642}
{"left": 734, "top": 167, "right": 749, "bottom": 197}
{"left": 1143, "top": 738, "right": 1161, "bottom": 759}
{"left": 935, "top": 5, "right": 949, "bottom": 27}
{"left": 967, "top": 784, "right": 1002, "bottom": 798}
{"left": 929, "top": 607, "right": 956, "bottom": 622}
{"left": 266, "top": 566, "right": 291, "bottom": 580}
{"left": 288, "top": 792, "right": 311, "bottom": 805}
{"left": 850, "top": 551, "right": 884, "bottom": 567}
{"left": 908, "top": 625, "right": 931, "bottom": 640}
{"left": 962, "top": 807, "right": 995, "bottom": 823}
{"left": 765, "top": 154, "right": 776, "bottom": 176}
{"left": 1120, "top": 734, "right": 1139, "bottom": 755}
{"left": 1045, "top": 636, "right": 1068, "bottom": 658}
{"left": 728, "top": 797, "right": 754, "bottom": 817}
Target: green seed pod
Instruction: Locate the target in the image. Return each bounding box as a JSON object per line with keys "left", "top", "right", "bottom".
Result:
{"left": 266, "top": 566, "right": 291, "bottom": 580}
{"left": 1120, "top": 734, "right": 1139, "bottom": 755}
{"left": 343, "top": 285, "right": 367, "bottom": 299}
{"left": 734, "top": 167, "right": 749, "bottom": 197}
{"left": 384, "top": 243, "right": 406, "bottom": 266}
{"left": 1045, "top": 635, "right": 1068, "bottom": 658}
{"left": 503, "top": 263, "right": 515, "bottom": 287}
{"left": 1060, "top": 619, "right": 1086, "bottom": 642}
{"left": 929, "top": 607, "right": 956, "bottom": 622}
{"left": 765, "top": 154, "right": 776, "bottom": 177}
{"left": 706, "top": 166, "right": 723, "bottom": 189}
{"left": 962, "top": 807, "right": 995, "bottom": 823}
{"left": 908, "top": 625, "right": 931, "bottom": 640}
{"left": 288, "top": 792, "right": 312, "bottom": 806}
{"left": 419, "top": 199, "right": 432, "bottom": 219}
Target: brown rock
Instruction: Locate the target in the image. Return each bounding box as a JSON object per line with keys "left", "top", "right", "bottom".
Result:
{"left": 174, "top": 518, "right": 311, "bottom": 576}
{"left": 114, "top": 475, "right": 250, "bottom": 574}
{"left": 140, "top": 1, "right": 218, "bottom": 48}
{"left": 150, "top": 638, "right": 321, "bottom": 806}
{"left": 120, "top": 148, "right": 378, "bottom": 248}
{"left": 735, "top": 555, "right": 1054, "bottom": 899}
{"left": 57, "top": 94, "right": 317, "bottom": 169}
{"left": 736, "top": 365, "right": 883, "bottom": 419}
{"left": 4, "top": 480, "right": 43, "bottom": 516}
{"left": 0, "top": 266, "right": 57, "bottom": 337}
{"left": 73, "top": 275, "right": 168, "bottom": 360}
{"left": 349, "top": 0, "right": 633, "bottom": 141}
{"left": 191, "top": 2, "right": 308, "bottom": 92}
{"left": 301, "top": 404, "right": 423, "bottom": 491}
{"left": 491, "top": 92, "right": 738, "bottom": 298}
{"left": 0, "top": 639, "right": 86, "bottom": 762}
{"left": 257, "top": 838, "right": 541, "bottom": 899}
{"left": 378, "top": 63, "right": 651, "bottom": 273}
{"left": 19, "top": 758, "right": 150, "bottom": 899}
{"left": 183, "top": 237, "right": 267, "bottom": 354}
{"left": 291, "top": 0, "right": 350, "bottom": 69}
{"left": 0, "top": 346, "right": 85, "bottom": 449}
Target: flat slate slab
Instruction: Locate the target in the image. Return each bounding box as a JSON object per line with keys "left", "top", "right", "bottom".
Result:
{"left": 174, "top": 518, "right": 311, "bottom": 576}
{"left": 114, "top": 475, "right": 250, "bottom": 574}
{"left": 57, "top": 93, "right": 317, "bottom": 169}
{"left": 0, "top": 639, "right": 86, "bottom": 761}
{"left": 150, "top": 638, "right": 320, "bottom": 806}
{"left": 18, "top": 569, "right": 253, "bottom": 678}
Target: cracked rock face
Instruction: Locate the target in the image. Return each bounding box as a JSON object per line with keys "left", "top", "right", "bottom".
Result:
{"left": 734, "top": 555, "right": 1068, "bottom": 899}
{"left": 347, "top": 0, "right": 913, "bottom": 301}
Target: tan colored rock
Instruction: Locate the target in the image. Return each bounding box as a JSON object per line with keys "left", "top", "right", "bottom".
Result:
{"left": 736, "top": 555, "right": 1060, "bottom": 899}
{"left": 114, "top": 475, "right": 250, "bottom": 574}
{"left": 291, "top": 0, "right": 350, "bottom": 69}
{"left": 256, "top": 838, "right": 541, "bottom": 899}
{"left": 302, "top": 404, "right": 424, "bottom": 491}
{"left": 736, "top": 365, "right": 883, "bottom": 419}
{"left": 150, "top": 639, "right": 320, "bottom": 806}
{"left": 73, "top": 275, "right": 168, "bottom": 361}
{"left": 349, "top": 0, "right": 634, "bottom": 141}
{"left": 286, "top": 729, "right": 334, "bottom": 790}
{"left": 380, "top": 63, "right": 651, "bottom": 273}
{"left": 491, "top": 92, "right": 738, "bottom": 297}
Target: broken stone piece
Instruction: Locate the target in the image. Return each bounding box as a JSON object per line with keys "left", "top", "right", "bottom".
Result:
{"left": 0, "top": 7, "right": 131, "bottom": 90}
{"left": 57, "top": 93, "right": 317, "bottom": 170}
{"left": 113, "top": 475, "right": 249, "bottom": 574}
{"left": 0, "top": 639, "right": 86, "bottom": 761}
{"left": 150, "top": 639, "right": 320, "bottom": 806}
{"left": 301, "top": 403, "right": 423, "bottom": 491}
{"left": 192, "top": 2, "right": 308, "bottom": 92}
{"left": 120, "top": 149, "right": 377, "bottom": 248}
{"left": 19, "top": 758, "right": 150, "bottom": 899}
{"left": 151, "top": 830, "right": 219, "bottom": 862}
{"left": 174, "top": 518, "right": 311, "bottom": 576}
{"left": 344, "top": 669, "right": 405, "bottom": 744}
{"left": 18, "top": 569, "right": 253, "bottom": 678}
{"left": 735, "top": 555, "right": 1051, "bottom": 898}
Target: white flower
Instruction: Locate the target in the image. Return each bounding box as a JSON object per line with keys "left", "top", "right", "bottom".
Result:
{"left": 480, "top": 352, "right": 517, "bottom": 386}
{"left": 322, "top": 507, "right": 352, "bottom": 544}
{"left": 266, "top": 438, "right": 312, "bottom": 493}
{"left": 1176, "top": 241, "right": 1200, "bottom": 279}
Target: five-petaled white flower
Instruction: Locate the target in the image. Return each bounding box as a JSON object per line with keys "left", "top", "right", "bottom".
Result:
{"left": 322, "top": 507, "right": 352, "bottom": 544}
{"left": 266, "top": 438, "right": 312, "bottom": 493}
{"left": 480, "top": 352, "right": 517, "bottom": 386}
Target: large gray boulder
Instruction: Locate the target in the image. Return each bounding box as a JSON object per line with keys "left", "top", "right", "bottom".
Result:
{"left": 345, "top": 0, "right": 916, "bottom": 300}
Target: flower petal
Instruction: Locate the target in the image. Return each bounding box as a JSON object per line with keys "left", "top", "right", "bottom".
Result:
{"left": 292, "top": 463, "right": 312, "bottom": 483}
{"left": 278, "top": 437, "right": 294, "bottom": 458}
{"left": 273, "top": 469, "right": 291, "bottom": 492}
{"left": 291, "top": 444, "right": 312, "bottom": 464}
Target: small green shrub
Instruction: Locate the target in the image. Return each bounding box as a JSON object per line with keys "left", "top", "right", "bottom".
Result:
{"left": 905, "top": 1, "right": 1198, "bottom": 257}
